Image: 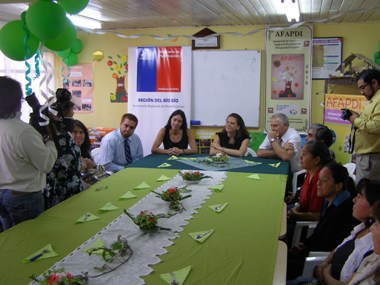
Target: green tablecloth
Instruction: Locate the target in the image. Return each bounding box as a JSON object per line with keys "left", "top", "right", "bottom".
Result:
{"left": 131, "top": 154, "right": 289, "bottom": 174}
{"left": 0, "top": 157, "right": 288, "bottom": 285}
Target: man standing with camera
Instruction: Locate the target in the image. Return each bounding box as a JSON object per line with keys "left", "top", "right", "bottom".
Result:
{"left": 0, "top": 77, "right": 57, "bottom": 231}
{"left": 346, "top": 69, "right": 380, "bottom": 183}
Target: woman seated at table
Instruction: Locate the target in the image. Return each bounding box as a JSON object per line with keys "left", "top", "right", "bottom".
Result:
{"left": 287, "top": 141, "right": 332, "bottom": 221}
{"left": 151, "top": 109, "right": 198, "bottom": 156}
{"left": 314, "top": 178, "right": 380, "bottom": 285}
{"left": 209, "top": 113, "right": 250, "bottom": 157}
{"left": 287, "top": 161, "right": 359, "bottom": 280}
{"left": 344, "top": 199, "right": 380, "bottom": 285}
{"left": 71, "top": 120, "right": 96, "bottom": 171}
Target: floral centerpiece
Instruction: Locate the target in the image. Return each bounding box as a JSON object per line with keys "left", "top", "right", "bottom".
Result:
{"left": 125, "top": 210, "right": 170, "bottom": 233}
{"left": 30, "top": 268, "right": 88, "bottom": 285}
{"left": 210, "top": 153, "right": 230, "bottom": 163}
{"left": 179, "top": 171, "right": 211, "bottom": 183}
{"left": 153, "top": 187, "right": 191, "bottom": 211}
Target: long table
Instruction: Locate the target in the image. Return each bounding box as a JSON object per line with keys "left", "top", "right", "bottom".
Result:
{"left": 0, "top": 155, "right": 288, "bottom": 285}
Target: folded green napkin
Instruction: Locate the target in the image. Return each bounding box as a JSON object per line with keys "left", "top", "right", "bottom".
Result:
{"left": 168, "top": 155, "right": 179, "bottom": 160}
{"left": 208, "top": 203, "right": 228, "bottom": 213}
{"left": 82, "top": 238, "right": 105, "bottom": 255}
{"left": 99, "top": 202, "right": 119, "bottom": 212}
{"left": 133, "top": 182, "right": 152, "bottom": 190}
{"left": 156, "top": 175, "right": 171, "bottom": 182}
{"left": 119, "top": 191, "right": 137, "bottom": 200}
{"left": 160, "top": 265, "right": 192, "bottom": 285}
{"left": 76, "top": 212, "right": 99, "bottom": 223}
{"left": 158, "top": 162, "right": 172, "bottom": 168}
{"left": 244, "top": 160, "right": 260, "bottom": 164}
{"left": 208, "top": 184, "right": 224, "bottom": 192}
{"left": 247, "top": 173, "right": 261, "bottom": 180}
{"left": 268, "top": 162, "right": 281, "bottom": 168}
{"left": 179, "top": 157, "right": 197, "bottom": 161}
{"left": 188, "top": 229, "right": 214, "bottom": 243}
{"left": 23, "top": 244, "right": 58, "bottom": 263}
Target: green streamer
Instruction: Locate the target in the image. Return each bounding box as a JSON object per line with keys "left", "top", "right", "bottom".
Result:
{"left": 21, "top": 12, "right": 32, "bottom": 96}
{"left": 34, "top": 51, "right": 40, "bottom": 79}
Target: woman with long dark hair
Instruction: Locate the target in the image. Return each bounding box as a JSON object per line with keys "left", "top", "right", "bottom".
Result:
{"left": 210, "top": 113, "right": 250, "bottom": 157}
{"left": 151, "top": 109, "right": 198, "bottom": 156}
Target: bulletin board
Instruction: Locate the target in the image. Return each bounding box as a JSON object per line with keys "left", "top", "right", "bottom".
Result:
{"left": 192, "top": 50, "right": 261, "bottom": 127}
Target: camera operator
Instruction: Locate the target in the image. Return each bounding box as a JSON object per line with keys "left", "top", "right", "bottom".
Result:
{"left": 43, "top": 91, "right": 83, "bottom": 209}
{"left": 0, "top": 77, "right": 57, "bottom": 231}
{"left": 345, "top": 69, "right": 380, "bottom": 183}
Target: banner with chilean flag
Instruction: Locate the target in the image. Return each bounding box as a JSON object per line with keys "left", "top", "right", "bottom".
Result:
{"left": 128, "top": 46, "right": 192, "bottom": 156}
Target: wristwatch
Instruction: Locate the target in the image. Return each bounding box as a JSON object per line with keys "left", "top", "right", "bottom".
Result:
{"left": 270, "top": 138, "right": 276, "bottom": 143}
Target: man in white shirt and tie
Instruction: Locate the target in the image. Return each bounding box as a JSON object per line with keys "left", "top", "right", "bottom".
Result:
{"left": 96, "top": 113, "right": 144, "bottom": 172}
{"left": 257, "top": 113, "right": 302, "bottom": 173}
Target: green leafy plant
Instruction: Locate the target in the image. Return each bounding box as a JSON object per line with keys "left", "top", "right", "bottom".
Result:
{"left": 211, "top": 153, "right": 230, "bottom": 162}
{"left": 153, "top": 187, "right": 191, "bottom": 211}
{"left": 86, "top": 235, "right": 133, "bottom": 277}
{"left": 124, "top": 210, "right": 170, "bottom": 232}
{"left": 179, "top": 171, "right": 211, "bottom": 181}
{"left": 30, "top": 268, "right": 88, "bottom": 285}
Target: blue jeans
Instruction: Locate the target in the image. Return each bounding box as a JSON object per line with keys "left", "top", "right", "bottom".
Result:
{"left": 0, "top": 190, "right": 44, "bottom": 231}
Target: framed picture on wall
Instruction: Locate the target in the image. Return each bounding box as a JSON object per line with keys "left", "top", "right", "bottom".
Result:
{"left": 312, "top": 37, "right": 343, "bottom": 80}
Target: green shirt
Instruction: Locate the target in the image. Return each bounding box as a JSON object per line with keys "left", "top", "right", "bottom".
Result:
{"left": 353, "top": 89, "right": 380, "bottom": 154}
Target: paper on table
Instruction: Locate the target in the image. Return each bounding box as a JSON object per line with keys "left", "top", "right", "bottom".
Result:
{"left": 158, "top": 162, "right": 172, "bottom": 168}
{"left": 188, "top": 229, "right": 214, "bottom": 243}
{"left": 208, "top": 184, "right": 224, "bottom": 192}
{"left": 247, "top": 173, "right": 261, "bottom": 180}
{"left": 22, "top": 244, "right": 58, "bottom": 263}
{"left": 82, "top": 238, "right": 105, "bottom": 255}
{"left": 99, "top": 202, "right": 119, "bottom": 212}
{"left": 156, "top": 175, "right": 171, "bottom": 182}
{"left": 76, "top": 212, "right": 99, "bottom": 223}
{"left": 208, "top": 203, "right": 228, "bottom": 213}
{"left": 168, "top": 155, "right": 179, "bottom": 160}
{"left": 133, "top": 182, "right": 152, "bottom": 190}
{"left": 119, "top": 191, "right": 137, "bottom": 200}
{"left": 160, "top": 265, "right": 192, "bottom": 285}
{"left": 268, "top": 162, "right": 281, "bottom": 168}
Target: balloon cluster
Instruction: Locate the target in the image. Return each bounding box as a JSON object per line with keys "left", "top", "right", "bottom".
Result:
{"left": 374, "top": 40, "right": 380, "bottom": 65}
{"left": 0, "top": 0, "right": 88, "bottom": 65}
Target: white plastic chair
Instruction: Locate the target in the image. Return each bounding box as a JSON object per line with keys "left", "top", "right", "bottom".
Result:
{"left": 244, "top": 147, "right": 257, "bottom": 157}
{"left": 291, "top": 220, "right": 318, "bottom": 247}
{"left": 292, "top": 169, "right": 306, "bottom": 193}
{"left": 301, "top": 252, "right": 329, "bottom": 278}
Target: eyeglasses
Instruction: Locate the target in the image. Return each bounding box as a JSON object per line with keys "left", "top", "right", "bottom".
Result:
{"left": 359, "top": 84, "right": 369, "bottom": 90}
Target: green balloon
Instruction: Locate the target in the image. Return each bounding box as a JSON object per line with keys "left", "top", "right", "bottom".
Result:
{"left": 374, "top": 51, "right": 380, "bottom": 59}
{"left": 0, "top": 20, "right": 40, "bottom": 61}
{"left": 70, "top": 38, "right": 83, "bottom": 54}
{"left": 26, "top": 0, "right": 67, "bottom": 41}
{"left": 376, "top": 57, "right": 380, "bottom": 65}
{"left": 44, "top": 18, "right": 77, "bottom": 51}
{"left": 63, "top": 53, "right": 78, "bottom": 66}
{"left": 58, "top": 0, "right": 89, "bottom": 15}
{"left": 56, "top": 48, "right": 71, "bottom": 58}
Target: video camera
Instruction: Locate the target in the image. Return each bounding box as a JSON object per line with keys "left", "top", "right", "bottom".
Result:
{"left": 341, "top": 108, "right": 353, "bottom": 121}
{"left": 25, "top": 88, "right": 72, "bottom": 136}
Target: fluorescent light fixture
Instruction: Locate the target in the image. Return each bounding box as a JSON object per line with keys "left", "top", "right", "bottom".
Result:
{"left": 282, "top": 0, "right": 300, "bottom": 22}
{"left": 67, "top": 14, "right": 102, "bottom": 29}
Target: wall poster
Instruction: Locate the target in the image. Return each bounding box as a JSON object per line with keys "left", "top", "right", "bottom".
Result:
{"left": 312, "top": 37, "right": 343, "bottom": 79}
{"left": 265, "top": 26, "right": 312, "bottom": 133}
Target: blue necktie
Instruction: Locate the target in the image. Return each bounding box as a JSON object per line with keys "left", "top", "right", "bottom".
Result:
{"left": 124, "top": 139, "right": 132, "bottom": 164}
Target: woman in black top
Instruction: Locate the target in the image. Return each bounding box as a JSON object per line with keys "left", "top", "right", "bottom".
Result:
{"left": 151, "top": 109, "right": 198, "bottom": 156}
{"left": 210, "top": 113, "right": 250, "bottom": 157}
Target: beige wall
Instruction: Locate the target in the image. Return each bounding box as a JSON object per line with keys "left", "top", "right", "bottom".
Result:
{"left": 73, "top": 22, "right": 380, "bottom": 132}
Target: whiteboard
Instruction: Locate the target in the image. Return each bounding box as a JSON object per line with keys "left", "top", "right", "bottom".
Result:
{"left": 192, "top": 50, "right": 261, "bottom": 127}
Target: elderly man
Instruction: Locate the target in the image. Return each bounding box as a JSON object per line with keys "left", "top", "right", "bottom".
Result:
{"left": 0, "top": 77, "right": 57, "bottom": 230}
{"left": 257, "top": 113, "right": 302, "bottom": 173}
{"left": 345, "top": 69, "right": 380, "bottom": 183}
{"left": 97, "top": 113, "right": 143, "bottom": 172}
